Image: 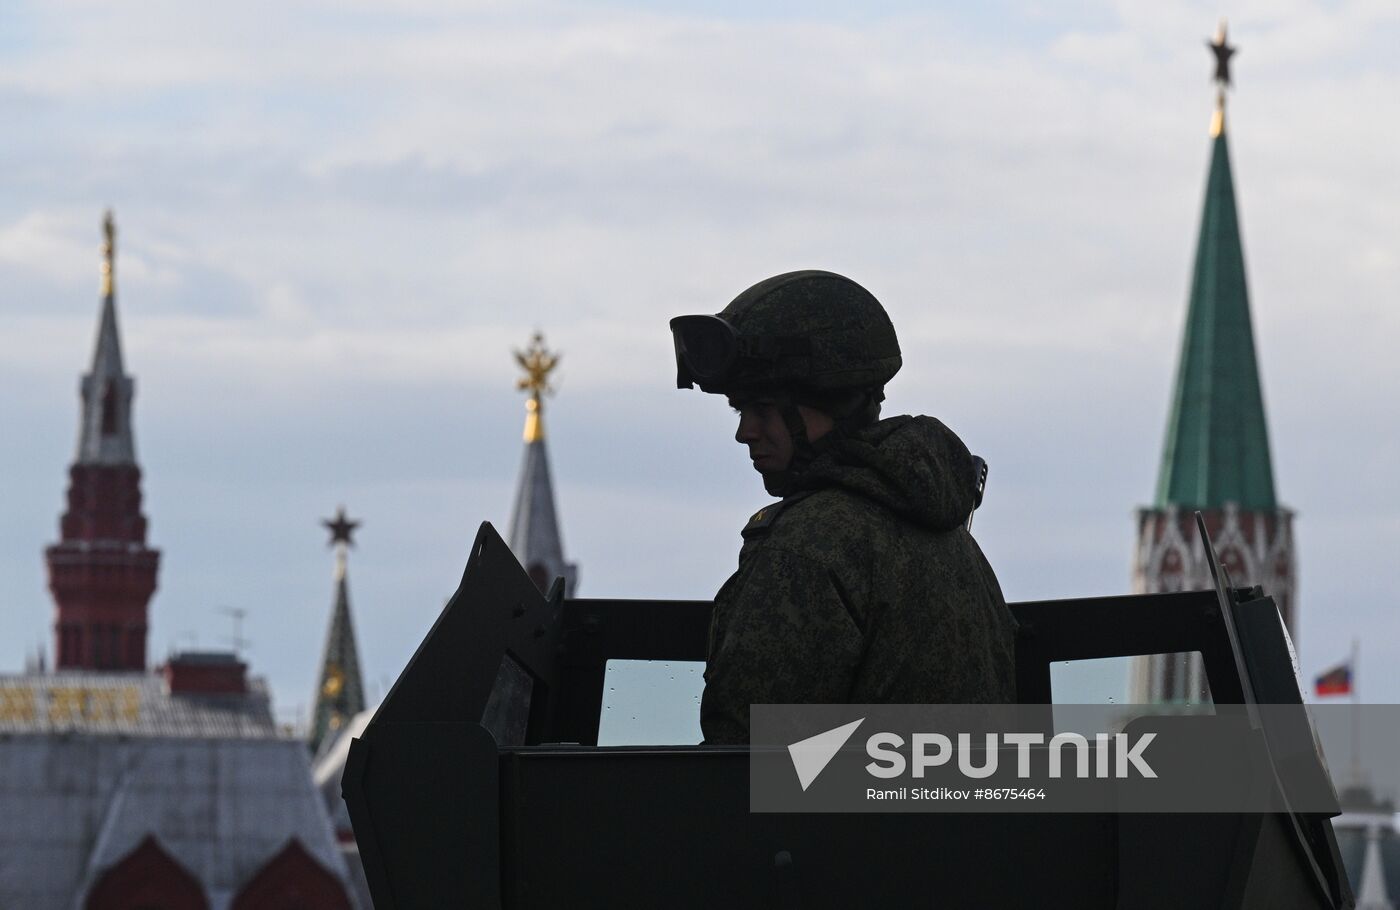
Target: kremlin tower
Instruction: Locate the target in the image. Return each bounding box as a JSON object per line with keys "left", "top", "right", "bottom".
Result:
{"left": 1131, "top": 24, "right": 1296, "bottom": 703}
{"left": 310, "top": 507, "right": 368, "bottom": 756}
{"left": 44, "top": 211, "right": 161, "bottom": 672}
{"left": 507, "top": 332, "right": 578, "bottom": 596}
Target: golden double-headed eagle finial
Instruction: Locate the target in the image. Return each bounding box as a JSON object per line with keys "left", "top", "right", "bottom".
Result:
{"left": 514, "top": 332, "right": 560, "bottom": 443}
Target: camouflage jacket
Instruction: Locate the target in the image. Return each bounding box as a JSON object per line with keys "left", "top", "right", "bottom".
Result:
{"left": 700, "top": 415, "right": 1018, "bottom": 744}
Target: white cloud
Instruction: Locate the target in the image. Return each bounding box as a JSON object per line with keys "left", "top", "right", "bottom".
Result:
{"left": 0, "top": 211, "right": 92, "bottom": 285}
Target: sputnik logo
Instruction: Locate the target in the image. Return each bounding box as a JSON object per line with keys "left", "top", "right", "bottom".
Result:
{"left": 787, "top": 718, "right": 865, "bottom": 791}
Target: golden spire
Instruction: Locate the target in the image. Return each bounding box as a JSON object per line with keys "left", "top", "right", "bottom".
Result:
{"left": 514, "top": 332, "right": 559, "bottom": 443}
{"left": 1210, "top": 89, "right": 1226, "bottom": 138}
{"left": 99, "top": 210, "right": 115, "bottom": 298}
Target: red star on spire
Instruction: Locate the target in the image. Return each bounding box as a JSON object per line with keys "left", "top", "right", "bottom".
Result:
{"left": 322, "top": 506, "right": 360, "bottom": 547}
{"left": 1207, "top": 21, "right": 1236, "bottom": 87}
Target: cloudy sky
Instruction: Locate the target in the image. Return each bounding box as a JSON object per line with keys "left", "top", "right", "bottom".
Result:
{"left": 2, "top": 0, "right": 1398, "bottom": 732}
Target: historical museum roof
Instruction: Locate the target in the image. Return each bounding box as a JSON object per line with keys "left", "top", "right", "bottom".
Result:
{"left": 0, "top": 670, "right": 356, "bottom": 907}
{"left": 0, "top": 669, "right": 273, "bottom": 737}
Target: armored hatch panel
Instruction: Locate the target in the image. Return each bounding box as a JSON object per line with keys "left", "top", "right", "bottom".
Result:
{"left": 344, "top": 521, "right": 1354, "bottom": 909}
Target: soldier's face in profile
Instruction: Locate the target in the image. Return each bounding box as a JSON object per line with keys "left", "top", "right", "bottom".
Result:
{"left": 729, "top": 395, "right": 833, "bottom": 475}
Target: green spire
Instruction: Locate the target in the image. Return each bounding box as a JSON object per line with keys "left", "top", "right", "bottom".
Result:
{"left": 1154, "top": 108, "right": 1277, "bottom": 510}
{"left": 311, "top": 507, "right": 367, "bottom": 756}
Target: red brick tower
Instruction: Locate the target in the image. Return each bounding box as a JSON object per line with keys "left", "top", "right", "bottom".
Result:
{"left": 45, "top": 211, "right": 160, "bottom": 671}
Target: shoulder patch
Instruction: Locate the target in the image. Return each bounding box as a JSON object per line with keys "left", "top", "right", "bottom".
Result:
{"left": 741, "top": 491, "right": 814, "bottom": 539}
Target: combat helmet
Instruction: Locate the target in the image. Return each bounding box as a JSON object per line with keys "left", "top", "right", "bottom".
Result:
{"left": 671, "top": 271, "right": 901, "bottom": 496}
{"left": 670, "top": 270, "right": 901, "bottom": 397}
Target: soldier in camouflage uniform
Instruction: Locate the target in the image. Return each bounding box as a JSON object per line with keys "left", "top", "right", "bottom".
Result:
{"left": 671, "top": 270, "right": 1017, "bottom": 744}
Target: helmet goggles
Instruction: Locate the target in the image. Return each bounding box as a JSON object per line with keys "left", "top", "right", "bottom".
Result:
{"left": 670, "top": 314, "right": 810, "bottom": 393}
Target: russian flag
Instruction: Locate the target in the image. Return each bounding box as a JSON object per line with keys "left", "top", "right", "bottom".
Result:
{"left": 1314, "top": 662, "right": 1353, "bottom": 697}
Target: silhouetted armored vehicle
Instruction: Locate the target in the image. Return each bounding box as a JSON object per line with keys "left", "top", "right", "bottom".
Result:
{"left": 344, "top": 516, "right": 1354, "bottom": 909}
